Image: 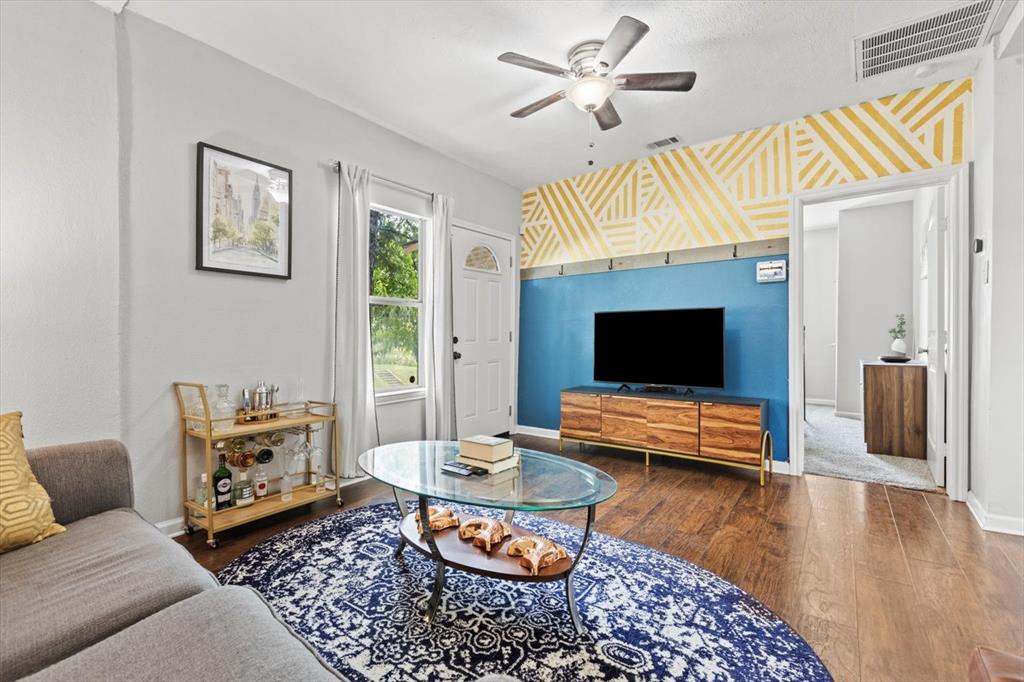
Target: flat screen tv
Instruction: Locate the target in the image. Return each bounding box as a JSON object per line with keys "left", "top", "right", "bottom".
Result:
{"left": 593, "top": 308, "right": 725, "bottom": 388}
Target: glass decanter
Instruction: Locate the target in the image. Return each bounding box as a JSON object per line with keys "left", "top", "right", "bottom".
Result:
{"left": 211, "top": 384, "right": 236, "bottom": 433}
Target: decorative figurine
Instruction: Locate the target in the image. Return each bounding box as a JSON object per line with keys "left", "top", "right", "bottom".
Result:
{"left": 458, "top": 517, "right": 511, "bottom": 552}
{"left": 415, "top": 506, "right": 460, "bottom": 535}
{"left": 507, "top": 536, "right": 569, "bottom": 576}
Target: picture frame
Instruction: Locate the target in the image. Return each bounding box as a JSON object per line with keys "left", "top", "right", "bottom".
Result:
{"left": 196, "top": 142, "right": 292, "bottom": 279}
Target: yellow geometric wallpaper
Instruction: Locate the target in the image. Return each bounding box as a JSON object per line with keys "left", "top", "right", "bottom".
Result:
{"left": 520, "top": 78, "right": 972, "bottom": 268}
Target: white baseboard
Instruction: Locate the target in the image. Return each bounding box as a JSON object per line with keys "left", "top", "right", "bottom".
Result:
{"left": 805, "top": 398, "right": 836, "bottom": 406}
{"left": 833, "top": 410, "right": 863, "bottom": 420}
{"left": 513, "top": 424, "right": 561, "bottom": 440}
{"left": 967, "top": 491, "right": 1024, "bottom": 536}
{"left": 155, "top": 516, "right": 185, "bottom": 539}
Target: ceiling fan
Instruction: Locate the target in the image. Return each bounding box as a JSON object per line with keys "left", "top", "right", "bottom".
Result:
{"left": 498, "top": 16, "right": 697, "bottom": 131}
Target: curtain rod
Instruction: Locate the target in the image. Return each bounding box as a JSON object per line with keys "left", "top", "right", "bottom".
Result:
{"left": 329, "top": 160, "right": 433, "bottom": 200}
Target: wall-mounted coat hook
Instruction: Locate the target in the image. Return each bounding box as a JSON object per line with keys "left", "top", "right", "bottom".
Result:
{"left": 558, "top": 264, "right": 564, "bottom": 276}
{"left": 608, "top": 258, "right": 614, "bottom": 270}
{"left": 732, "top": 244, "right": 738, "bottom": 258}
{"left": 664, "top": 252, "right": 671, "bottom": 265}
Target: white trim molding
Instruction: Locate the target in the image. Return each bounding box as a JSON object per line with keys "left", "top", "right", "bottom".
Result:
{"left": 968, "top": 492, "right": 1024, "bottom": 536}
{"left": 788, "top": 164, "right": 971, "bottom": 503}
{"left": 155, "top": 516, "right": 185, "bottom": 539}
{"left": 805, "top": 398, "right": 836, "bottom": 407}
{"left": 513, "top": 424, "right": 561, "bottom": 440}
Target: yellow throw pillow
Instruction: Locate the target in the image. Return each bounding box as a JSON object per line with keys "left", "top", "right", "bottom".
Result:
{"left": 0, "top": 411, "right": 65, "bottom": 553}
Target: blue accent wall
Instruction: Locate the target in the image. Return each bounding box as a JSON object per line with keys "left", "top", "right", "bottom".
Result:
{"left": 517, "top": 256, "right": 789, "bottom": 461}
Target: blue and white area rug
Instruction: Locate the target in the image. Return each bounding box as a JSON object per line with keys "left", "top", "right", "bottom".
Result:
{"left": 219, "top": 503, "right": 830, "bottom": 682}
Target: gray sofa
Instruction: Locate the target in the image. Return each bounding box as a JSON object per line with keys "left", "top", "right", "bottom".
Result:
{"left": 0, "top": 440, "right": 338, "bottom": 681}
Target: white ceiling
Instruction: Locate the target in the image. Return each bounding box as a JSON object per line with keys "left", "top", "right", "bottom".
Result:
{"left": 114, "top": 0, "right": 985, "bottom": 189}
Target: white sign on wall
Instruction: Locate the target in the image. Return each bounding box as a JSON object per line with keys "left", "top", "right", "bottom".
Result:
{"left": 756, "top": 260, "right": 787, "bottom": 283}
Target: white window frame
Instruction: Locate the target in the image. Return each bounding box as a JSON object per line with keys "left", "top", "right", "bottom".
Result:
{"left": 369, "top": 203, "right": 427, "bottom": 400}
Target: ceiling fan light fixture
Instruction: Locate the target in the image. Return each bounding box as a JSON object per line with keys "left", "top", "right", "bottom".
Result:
{"left": 566, "top": 75, "right": 614, "bottom": 112}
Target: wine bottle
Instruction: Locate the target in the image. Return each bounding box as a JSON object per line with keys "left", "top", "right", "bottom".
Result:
{"left": 214, "top": 454, "right": 233, "bottom": 511}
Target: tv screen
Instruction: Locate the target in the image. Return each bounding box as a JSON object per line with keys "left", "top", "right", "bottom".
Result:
{"left": 593, "top": 308, "right": 725, "bottom": 388}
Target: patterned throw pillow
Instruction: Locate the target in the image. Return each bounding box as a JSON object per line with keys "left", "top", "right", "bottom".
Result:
{"left": 0, "top": 412, "right": 65, "bottom": 553}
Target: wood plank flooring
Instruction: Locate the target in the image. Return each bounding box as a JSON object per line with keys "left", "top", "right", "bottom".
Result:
{"left": 177, "top": 435, "right": 1024, "bottom": 681}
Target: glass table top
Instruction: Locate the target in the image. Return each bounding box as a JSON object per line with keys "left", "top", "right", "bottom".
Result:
{"left": 357, "top": 441, "right": 617, "bottom": 511}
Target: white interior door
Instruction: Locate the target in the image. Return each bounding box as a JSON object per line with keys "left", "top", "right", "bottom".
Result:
{"left": 451, "top": 225, "right": 512, "bottom": 438}
{"left": 925, "top": 189, "right": 947, "bottom": 486}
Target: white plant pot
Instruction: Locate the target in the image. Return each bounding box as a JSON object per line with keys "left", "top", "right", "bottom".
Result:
{"left": 890, "top": 338, "right": 907, "bottom": 356}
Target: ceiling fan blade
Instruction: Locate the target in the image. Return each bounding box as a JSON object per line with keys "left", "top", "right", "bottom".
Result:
{"left": 593, "top": 99, "right": 622, "bottom": 131}
{"left": 594, "top": 16, "right": 650, "bottom": 74}
{"left": 498, "top": 52, "right": 571, "bottom": 79}
{"left": 510, "top": 91, "right": 566, "bottom": 118}
{"left": 614, "top": 70, "right": 696, "bottom": 91}
{"left": 615, "top": 71, "right": 697, "bottom": 92}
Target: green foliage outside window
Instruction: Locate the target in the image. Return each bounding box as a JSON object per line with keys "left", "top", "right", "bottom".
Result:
{"left": 370, "top": 209, "right": 421, "bottom": 391}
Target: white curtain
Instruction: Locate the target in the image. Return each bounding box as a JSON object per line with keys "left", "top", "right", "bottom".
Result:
{"left": 334, "top": 163, "right": 379, "bottom": 477}
{"left": 424, "top": 193, "right": 456, "bottom": 440}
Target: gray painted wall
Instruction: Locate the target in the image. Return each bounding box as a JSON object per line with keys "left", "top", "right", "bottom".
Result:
{"left": 803, "top": 227, "right": 838, "bottom": 403}
{"left": 0, "top": 1, "right": 121, "bottom": 443}
{"left": 835, "top": 201, "right": 914, "bottom": 416}
{"left": 0, "top": 1, "right": 522, "bottom": 527}
{"left": 970, "top": 43, "right": 1024, "bottom": 529}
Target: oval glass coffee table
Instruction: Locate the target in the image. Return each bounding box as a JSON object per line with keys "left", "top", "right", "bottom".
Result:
{"left": 357, "top": 441, "right": 617, "bottom": 634}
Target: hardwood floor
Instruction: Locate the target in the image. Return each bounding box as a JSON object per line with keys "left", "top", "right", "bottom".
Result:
{"left": 177, "top": 434, "right": 1024, "bottom": 682}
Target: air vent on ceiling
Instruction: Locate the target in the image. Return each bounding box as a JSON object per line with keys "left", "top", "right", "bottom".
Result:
{"left": 646, "top": 135, "right": 683, "bottom": 150}
{"left": 854, "top": 0, "right": 996, "bottom": 80}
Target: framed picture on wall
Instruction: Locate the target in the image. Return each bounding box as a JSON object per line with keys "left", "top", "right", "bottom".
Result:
{"left": 196, "top": 142, "right": 292, "bottom": 279}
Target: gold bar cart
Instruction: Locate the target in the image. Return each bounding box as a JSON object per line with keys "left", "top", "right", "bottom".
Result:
{"left": 173, "top": 382, "right": 342, "bottom": 548}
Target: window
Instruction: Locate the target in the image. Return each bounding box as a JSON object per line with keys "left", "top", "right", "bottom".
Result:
{"left": 464, "top": 244, "right": 499, "bottom": 272}
{"left": 369, "top": 206, "right": 424, "bottom": 394}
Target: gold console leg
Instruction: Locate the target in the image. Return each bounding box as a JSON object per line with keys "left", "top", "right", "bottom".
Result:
{"left": 645, "top": 451, "right": 650, "bottom": 467}
{"left": 559, "top": 436, "right": 563, "bottom": 453}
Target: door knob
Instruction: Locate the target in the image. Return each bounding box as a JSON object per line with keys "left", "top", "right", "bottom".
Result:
{"left": 453, "top": 351, "right": 462, "bottom": 360}
{"left": 453, "top": 336, "right": 459, "bottom": 344}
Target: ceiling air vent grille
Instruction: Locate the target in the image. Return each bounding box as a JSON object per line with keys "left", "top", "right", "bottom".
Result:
{"left": 646, "top": 135, "right": 682, "bottom": 150}
{"left": 854, "top": 0, "right": 996, "bottom": 80}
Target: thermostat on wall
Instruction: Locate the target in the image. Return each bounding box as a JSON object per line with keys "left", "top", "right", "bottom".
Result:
{"left": 756, "top": 260, "right": 787, "bottom": 283}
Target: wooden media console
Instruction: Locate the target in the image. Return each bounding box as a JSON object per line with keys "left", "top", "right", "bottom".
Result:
{"left": 559, "top": 386, "right": 774, "bottom": 485}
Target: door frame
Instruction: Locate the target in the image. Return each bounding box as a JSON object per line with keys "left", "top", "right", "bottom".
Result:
{"left": 788, "top": 164, "right": 970, "bottom": 501}
{"left": 450, "top": 218, "right": 520, "bottom": 435}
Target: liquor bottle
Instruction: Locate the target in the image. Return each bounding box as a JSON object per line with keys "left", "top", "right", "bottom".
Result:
{"left": 214, "top": 454, "right": 233, "bottom": 511}
{"left": 232, "top": 471, "right": 255, "bottom": 507}
{"left": 253, "top": 465, "right": 269, "bottom": 500}
{"left": 194, "top": 473, "right": 209, "bottom": 509}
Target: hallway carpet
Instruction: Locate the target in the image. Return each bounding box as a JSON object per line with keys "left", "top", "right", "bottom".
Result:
{"left": 804, "top": 404, "right": 937, "bottom": 491}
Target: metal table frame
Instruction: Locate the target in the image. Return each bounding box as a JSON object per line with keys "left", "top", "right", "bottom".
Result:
{"left": 393, "top": 489, "right": 597, "bottom": 635}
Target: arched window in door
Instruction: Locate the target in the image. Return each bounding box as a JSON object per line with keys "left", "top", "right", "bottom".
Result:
{"left": 464, "top": 244, "right": 499, "bottom": 272}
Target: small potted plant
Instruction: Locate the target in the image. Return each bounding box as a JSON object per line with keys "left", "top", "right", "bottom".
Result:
{"left": 888, "top": 313, "right": 908, "bottom": 356}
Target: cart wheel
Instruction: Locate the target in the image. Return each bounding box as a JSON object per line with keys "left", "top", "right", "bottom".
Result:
{"left": 183, "top": 524, "right": 195, "bottom": 535}
{"left": 207, "top": 539, "right": 219, "bottom": 549}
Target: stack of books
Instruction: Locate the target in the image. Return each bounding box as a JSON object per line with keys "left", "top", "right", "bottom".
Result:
{"left": 458, "top": 435, "right": 519, "bottom": 474}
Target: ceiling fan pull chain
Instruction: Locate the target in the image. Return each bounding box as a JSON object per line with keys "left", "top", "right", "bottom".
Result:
{"left": 587, "top": 115, "right": 595, "bottom": 166}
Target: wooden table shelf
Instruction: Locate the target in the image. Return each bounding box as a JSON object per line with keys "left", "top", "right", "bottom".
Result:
{"left": 173, "top": 382, "right": 342, "bottom": 548}
{"left": 185, "top": 483, "right": 339, "bottom": 532}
